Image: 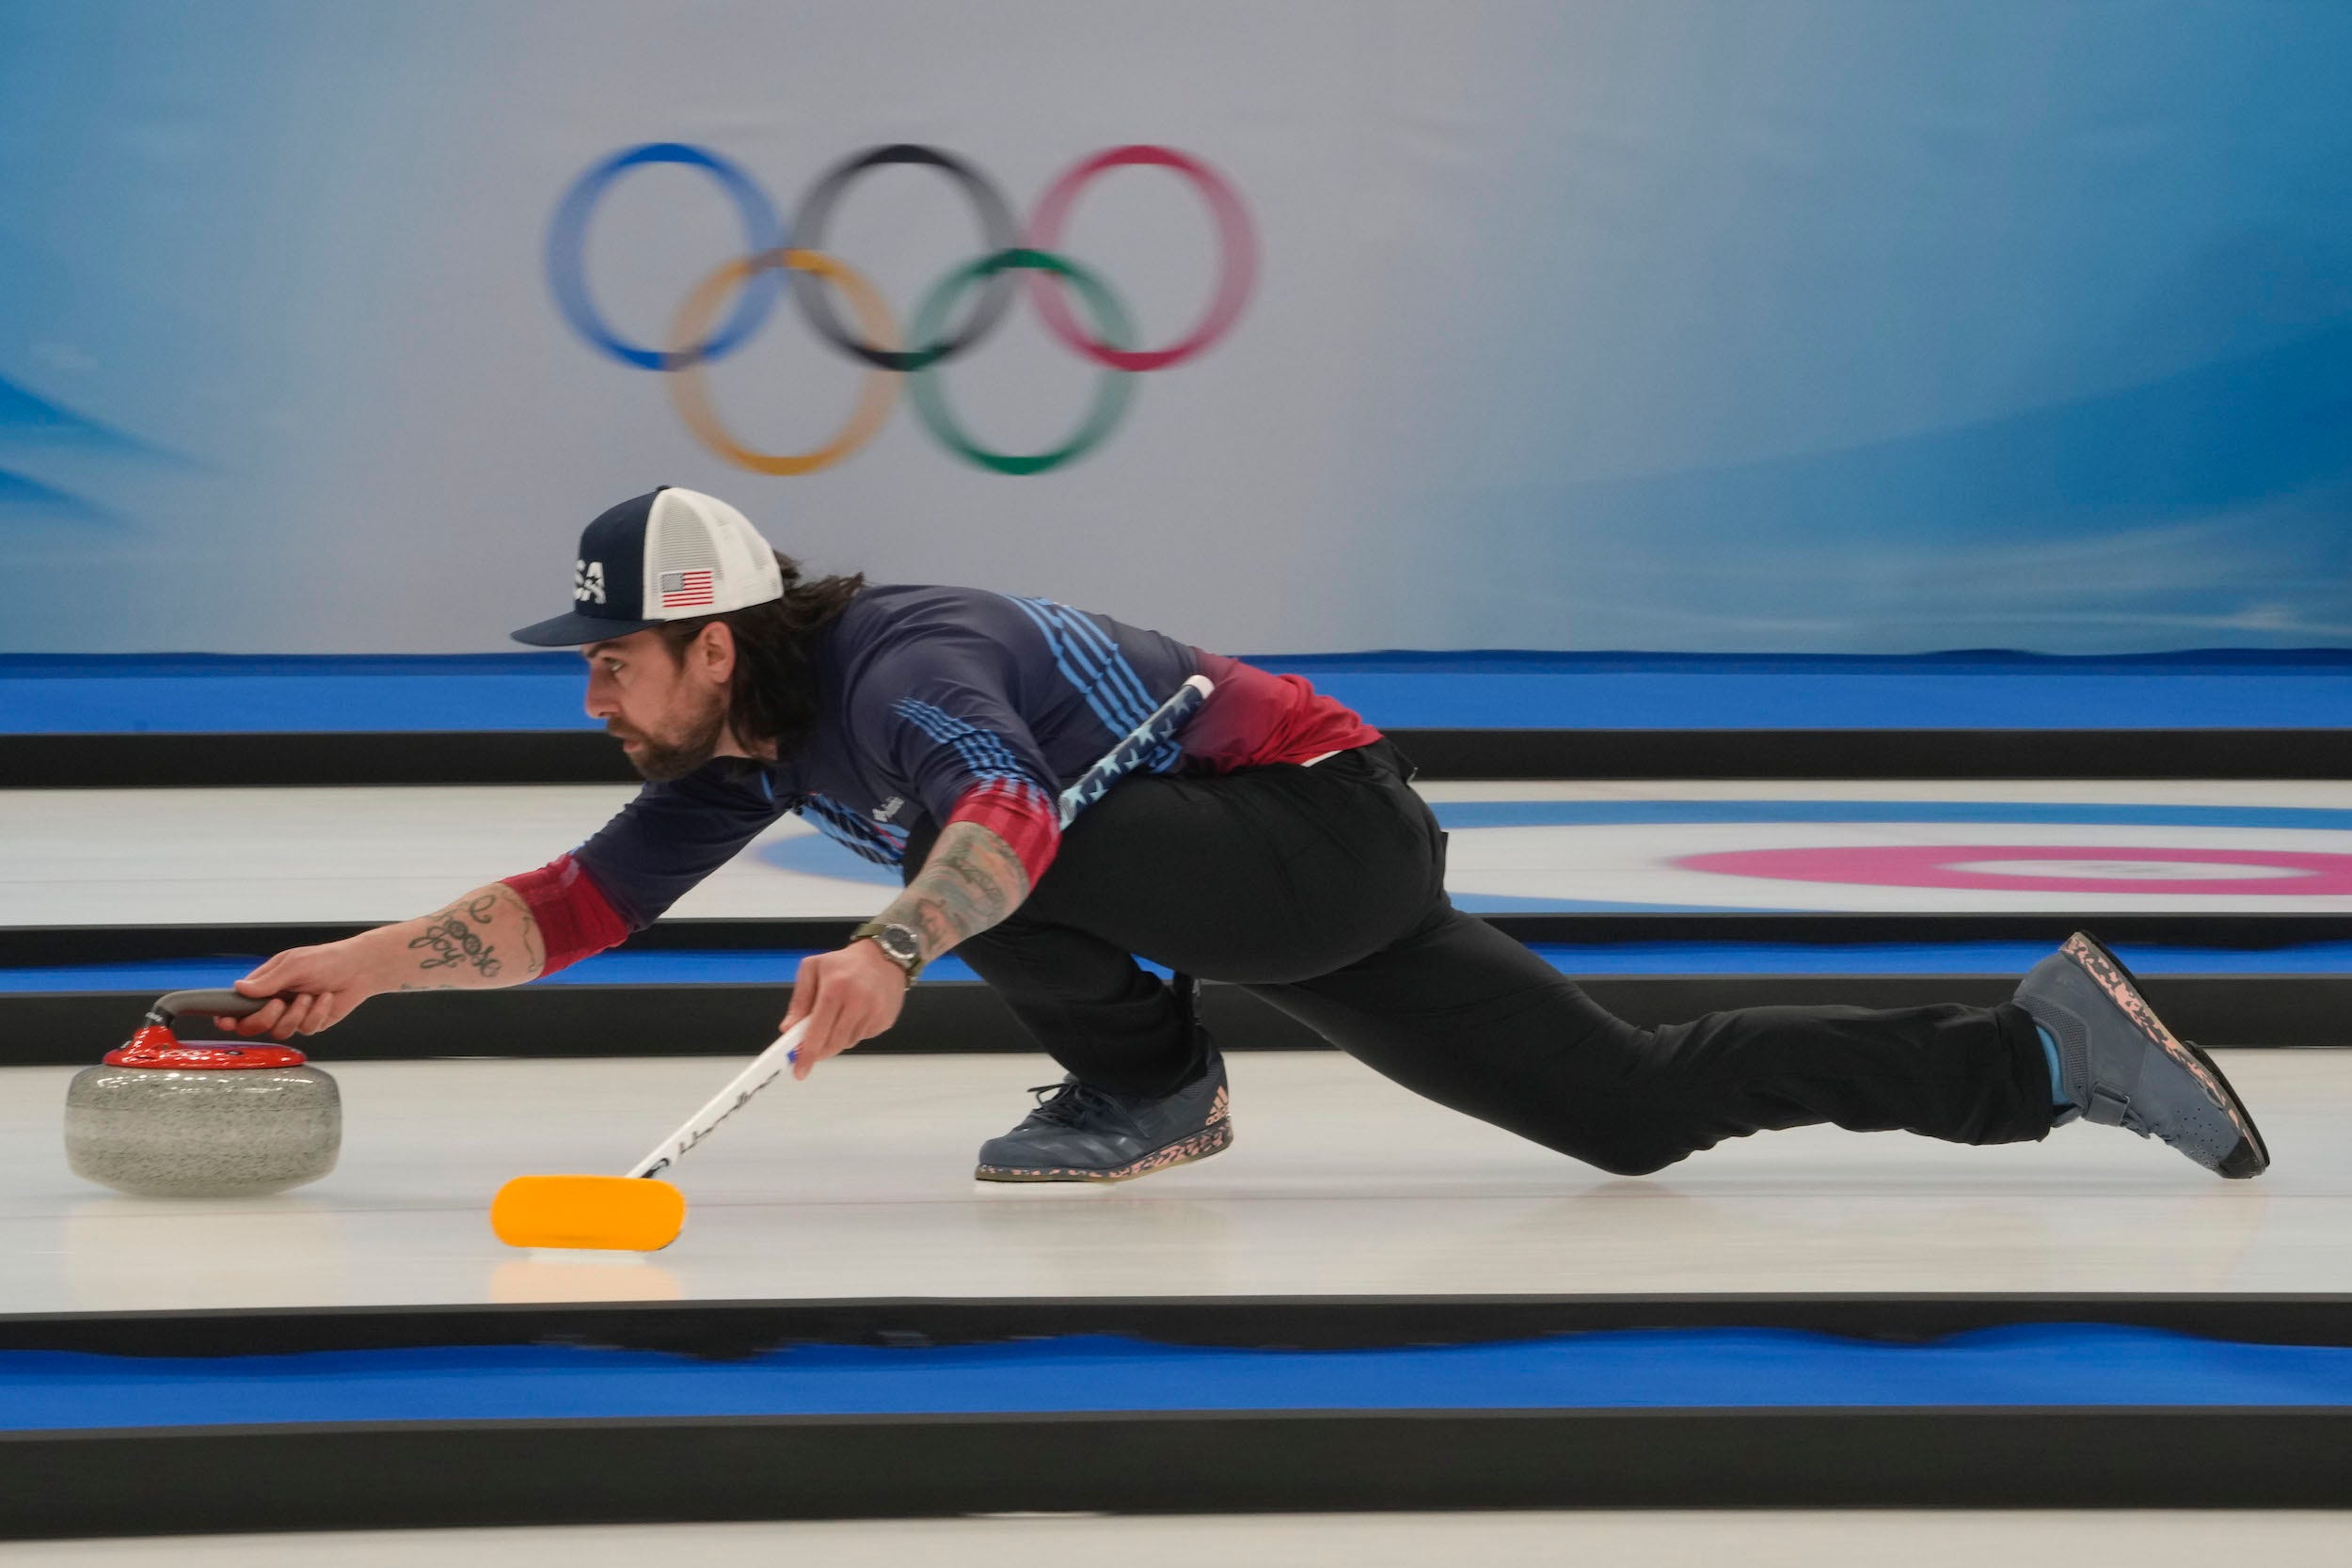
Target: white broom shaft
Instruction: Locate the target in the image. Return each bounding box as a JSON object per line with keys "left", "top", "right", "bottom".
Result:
{"left": 628, "top": 1020, "right": 811, "bottom": 1179}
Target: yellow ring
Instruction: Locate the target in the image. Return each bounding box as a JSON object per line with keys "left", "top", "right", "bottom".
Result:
{"left": 665, "top": 248, "right": 899, "bottom": 476}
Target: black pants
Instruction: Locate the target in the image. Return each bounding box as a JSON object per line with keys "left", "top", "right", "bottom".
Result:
{"left": 905, "top": 741, "right": 2053, "bottom": 1175}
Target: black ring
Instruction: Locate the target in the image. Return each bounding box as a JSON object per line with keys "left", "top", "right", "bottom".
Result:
{"left": 787, "top": 145, "right": 1022, "bottom": 372}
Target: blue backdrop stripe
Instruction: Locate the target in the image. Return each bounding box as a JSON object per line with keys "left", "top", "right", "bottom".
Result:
{"left": 7, "top": 657, "right": 2352, "bottom": 735}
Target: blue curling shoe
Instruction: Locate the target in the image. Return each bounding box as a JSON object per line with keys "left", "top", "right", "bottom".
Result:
{"left": 975, "top": 1053, "right": 1232, "bottom": 1183}
{"left": 2017, "top": 932, "right": 2269, "bottom": 1179}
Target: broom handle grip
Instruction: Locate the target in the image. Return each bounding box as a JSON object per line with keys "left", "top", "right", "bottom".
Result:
{"left": 1054, "top": 674, "right": 1213, "bottom": 829}
{"left": 628, "top": 1020, "right": 811, "bottom": 1180}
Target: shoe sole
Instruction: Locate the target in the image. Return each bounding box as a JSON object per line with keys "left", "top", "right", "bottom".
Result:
{"left": 2068, "top": 931, "right": 2271, "bottom": 1179}
{"left": 974, "top": 1116, "right": 1235, "bottom": 1184}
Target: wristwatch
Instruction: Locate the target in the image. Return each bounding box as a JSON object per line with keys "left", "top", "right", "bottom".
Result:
{"left": 850, "top": 919, "right": 925, "bottom": 985}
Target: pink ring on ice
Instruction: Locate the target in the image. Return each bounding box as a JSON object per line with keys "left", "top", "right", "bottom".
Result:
{"left": 1675, "top": 844, "right": 2352, "bottom": 897}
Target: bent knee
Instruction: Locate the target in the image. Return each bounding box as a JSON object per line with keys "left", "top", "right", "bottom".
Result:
{"left": 1536, "top": 1115, "right": 1695, "bottom": 1177}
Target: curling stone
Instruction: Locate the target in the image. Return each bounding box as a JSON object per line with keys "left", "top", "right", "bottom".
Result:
{"left": 64, "top": 989, "right": 341, "bottom": 1198}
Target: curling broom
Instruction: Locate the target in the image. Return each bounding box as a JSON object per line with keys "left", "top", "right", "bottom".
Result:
{"left": 490, "top": 673, "right": 1214, "bottom": 1250}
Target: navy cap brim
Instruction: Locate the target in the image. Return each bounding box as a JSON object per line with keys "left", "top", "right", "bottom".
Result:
{"left": 509, "top": 610, "right": 664, "bottom": 647}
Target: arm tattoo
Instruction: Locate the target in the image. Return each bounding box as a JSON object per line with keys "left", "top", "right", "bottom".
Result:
{"left": 408, "top": 895, "right": 502, "bottom": 977}
{"left": 406, "top": 893, "right": 532, "bottom": 982}
{"left": 878, "top": 823, "right": 1031, "bottom": 960}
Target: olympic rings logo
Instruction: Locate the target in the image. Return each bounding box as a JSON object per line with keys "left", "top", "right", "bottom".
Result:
{"left": 546, "top": 142, "right": 1257, "bottom": 476}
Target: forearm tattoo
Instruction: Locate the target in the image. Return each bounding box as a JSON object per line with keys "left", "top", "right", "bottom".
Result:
{"left": 403, "top": 887, "right": 543, "bottom": 985}
{"left": 880, "top": 823, "right": 1031, "bottom": 960}
{"left": 408, "top": 895, "right": 503, "bottom": 977}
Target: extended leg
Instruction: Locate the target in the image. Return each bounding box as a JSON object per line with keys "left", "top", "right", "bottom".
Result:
{"left": 1249, "top": 902, "right": 2055, "bottom": 1176}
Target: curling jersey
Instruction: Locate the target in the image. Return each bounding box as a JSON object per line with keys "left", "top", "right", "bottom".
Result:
{"left": 515, "top": 584, "right": 1379, "bottom": 961}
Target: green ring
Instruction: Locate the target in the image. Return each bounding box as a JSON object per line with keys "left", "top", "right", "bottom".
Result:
{"left": 907, "top": 248, "right": 1135, "bottom": 475}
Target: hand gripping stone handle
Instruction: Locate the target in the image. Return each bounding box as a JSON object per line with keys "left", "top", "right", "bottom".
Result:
{"left": 146, "top": 989, "right": 270, "bottom": 1025}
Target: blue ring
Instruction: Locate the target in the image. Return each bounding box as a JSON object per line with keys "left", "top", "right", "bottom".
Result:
{"left": 546, "top": 143, "right": 786, "bottom": 371}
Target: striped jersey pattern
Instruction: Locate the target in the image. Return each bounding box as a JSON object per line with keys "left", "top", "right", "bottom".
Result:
{"left": 892, "top": 699, "right": 1034, "bottom": 784}
{"left": 800, "top": 791, "right": 909, "bottom": 866}
{"left": 1003, "top": 595, "right": 1184, "bottom": 773}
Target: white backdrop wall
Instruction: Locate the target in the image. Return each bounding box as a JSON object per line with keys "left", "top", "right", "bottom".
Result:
{"left": 4, "top": 0, "right": 2349, "bottom": 655}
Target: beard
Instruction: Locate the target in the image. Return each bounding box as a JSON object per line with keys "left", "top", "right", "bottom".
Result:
{"left": 612, "top": 698, "right": 728, "bottom": 782}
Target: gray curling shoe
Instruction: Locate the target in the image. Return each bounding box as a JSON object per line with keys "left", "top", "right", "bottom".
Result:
{"left": 2016, "top": 932, "right": 2268, "bottom": 1179}
{"left": 975, "top": 1053, "right": 1232, "bottom": 1183}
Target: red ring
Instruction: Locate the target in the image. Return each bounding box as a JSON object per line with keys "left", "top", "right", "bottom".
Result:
{"left": 1024, "top": 145, "right": 1257, "bottom": 372}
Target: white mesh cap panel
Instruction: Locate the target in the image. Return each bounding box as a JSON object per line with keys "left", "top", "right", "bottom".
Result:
{"left": 655, "top": 507, "right": 719, "bottom": 575}
{"left": 641, "top": 488, "right": 785, "bottom": 619}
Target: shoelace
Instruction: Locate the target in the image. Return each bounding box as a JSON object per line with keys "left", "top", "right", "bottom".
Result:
{"left": 1025, "top": 1080, "right": 1129, "bottom": 1130}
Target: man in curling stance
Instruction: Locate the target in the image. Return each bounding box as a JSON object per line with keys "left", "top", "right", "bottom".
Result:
{"left": 222, "top": 487, "right": 2270, "bottom": 1185}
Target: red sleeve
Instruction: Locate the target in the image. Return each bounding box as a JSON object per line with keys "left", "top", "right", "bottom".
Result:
{"left": 946, "top": 777, "right": 1062, "bottom": 886}
{"left": 501, "top": 853, "right": 631, "bottom": 976}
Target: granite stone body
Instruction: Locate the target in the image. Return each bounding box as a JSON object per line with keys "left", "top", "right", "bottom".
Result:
{"left": 64, "top": 1062, "right": 342, "bottom": 1197}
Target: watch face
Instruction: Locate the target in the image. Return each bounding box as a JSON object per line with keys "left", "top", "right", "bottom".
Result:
{"left": 878, "top": 926, "right": 923, "bottom": 965}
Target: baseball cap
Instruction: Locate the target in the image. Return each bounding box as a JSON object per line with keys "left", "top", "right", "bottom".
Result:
{"left": 510, "top": 486, "right": 786, "bottom": 646}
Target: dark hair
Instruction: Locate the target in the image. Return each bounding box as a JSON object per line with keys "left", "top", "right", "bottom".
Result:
{"left": 654, "top": 551, "right": 865, "bottom": 755}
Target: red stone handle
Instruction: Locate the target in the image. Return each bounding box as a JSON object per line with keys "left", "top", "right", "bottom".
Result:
{"left": 107, "top": 990, "right": 308, "bottom": 1069}
{"left": 145, "top": 989, "right": 268, "bottom": 1025}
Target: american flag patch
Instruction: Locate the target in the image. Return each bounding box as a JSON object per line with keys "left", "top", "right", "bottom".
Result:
{"left": 659, "top": 569, "right": 715, "bottom": 609}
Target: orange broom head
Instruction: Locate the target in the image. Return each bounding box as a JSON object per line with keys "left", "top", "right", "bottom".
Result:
{"left": 490, "top": 1175, "right": 687, "bottom": 1252}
